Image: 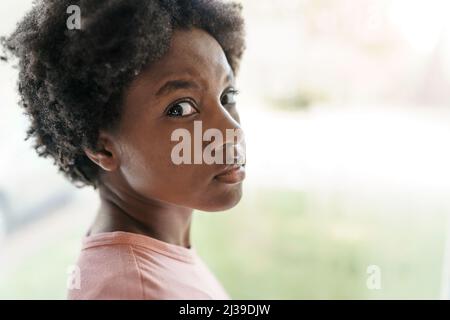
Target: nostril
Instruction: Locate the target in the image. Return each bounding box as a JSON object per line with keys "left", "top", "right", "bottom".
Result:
{"left": 223, "top": 143, "right": 245, "bottom": 165}
{"left": 211, "top": 140, "right": 246, "bottom": 165}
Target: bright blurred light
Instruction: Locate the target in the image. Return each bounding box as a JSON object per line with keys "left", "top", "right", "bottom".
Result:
{"left": 388, "top": 0, "right": 450, "bottom": 54}
{"left": 243, "top": 105, "right": 450, "bottom": 193}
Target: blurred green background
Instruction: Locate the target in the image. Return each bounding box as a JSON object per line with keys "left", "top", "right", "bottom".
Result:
{"left": 0, "top": 186, "right": 447, "bottom": 299}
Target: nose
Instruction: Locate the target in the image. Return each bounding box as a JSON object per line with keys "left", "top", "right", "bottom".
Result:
{"left": 203, "top": 99, "right": 246, "bottom": 165}
{"left": 222, "top": 141, "right": 246, "bottom": 165}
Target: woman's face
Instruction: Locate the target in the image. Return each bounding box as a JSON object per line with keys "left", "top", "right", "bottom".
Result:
{"left": 108, "top": 28, "right": 245, "bottom": 211}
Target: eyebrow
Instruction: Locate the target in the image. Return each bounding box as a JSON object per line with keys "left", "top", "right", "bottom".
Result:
{"left": 155, "top": 79, "right": 200, "bottom": 97}
{"left": 154, "top": 70, "right": 235, "bottom": 97}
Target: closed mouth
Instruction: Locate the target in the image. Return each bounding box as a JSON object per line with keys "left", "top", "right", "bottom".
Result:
{"left": 214, "top": 163, "right": 246, "bottom": 184}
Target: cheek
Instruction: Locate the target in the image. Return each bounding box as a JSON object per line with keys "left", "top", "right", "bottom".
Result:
{"left": 118, "top": 127, "right": 206, "bottom": 201}
{"left": 119, "top": 125, "right": 244, "bottom": 211}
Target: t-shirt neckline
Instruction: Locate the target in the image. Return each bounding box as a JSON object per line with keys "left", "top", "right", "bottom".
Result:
{"left": 82, "top": 230, "right": 197, "bottom": 263}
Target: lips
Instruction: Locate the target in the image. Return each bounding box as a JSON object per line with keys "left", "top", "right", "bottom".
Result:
{"left": 214, "top": 164, "right": 246, "bottom": 184}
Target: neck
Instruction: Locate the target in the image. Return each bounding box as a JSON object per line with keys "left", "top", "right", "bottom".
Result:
{"left": 89, "top": 174, "right": 193, "bottom": 248}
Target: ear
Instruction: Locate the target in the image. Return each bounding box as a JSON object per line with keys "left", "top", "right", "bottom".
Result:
{"left": 83, "top": 131, "right": 120, "bottom": 172}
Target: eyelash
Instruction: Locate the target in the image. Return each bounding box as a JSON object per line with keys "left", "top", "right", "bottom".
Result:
{"left": 221, "top": 89, "right": 240, "bottom": 106}
{"left": 224, "top": 88, "right": 240, "bottom": 97}
{"left": 165, "top": 98, "right": 198, "bottom": 118}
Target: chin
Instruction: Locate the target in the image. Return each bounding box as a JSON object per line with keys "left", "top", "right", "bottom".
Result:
{"left": 197, "top": 183, "right": 243, "bottom": 212}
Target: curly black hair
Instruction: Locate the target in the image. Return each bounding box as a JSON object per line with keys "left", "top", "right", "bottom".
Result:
{"left": 1, "top": 0, "right": 246, "bottom": 189}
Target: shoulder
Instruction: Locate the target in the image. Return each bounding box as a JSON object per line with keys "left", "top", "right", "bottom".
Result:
{"left": 67, "top": 243, "right": 144, "bottom": 300}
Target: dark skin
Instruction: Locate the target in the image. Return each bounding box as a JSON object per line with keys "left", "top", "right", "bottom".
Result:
{"left": 84, "top": 28, "right": 245, "bottom": 248}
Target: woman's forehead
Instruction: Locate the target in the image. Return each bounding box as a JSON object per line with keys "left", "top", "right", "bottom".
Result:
{"left": 133, "top": 29, "right": 234, "bottom": 90}
{"left": 154, "top": 29, "right": 230, "bottom": 72}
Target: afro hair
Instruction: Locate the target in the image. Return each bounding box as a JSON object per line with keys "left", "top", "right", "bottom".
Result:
{"left": 1, "top": 0, "right": 246, "bottom": 188}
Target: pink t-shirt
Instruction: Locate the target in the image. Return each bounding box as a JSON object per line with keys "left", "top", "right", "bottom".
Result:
{"left": 67, "top": 231, "right": 230, "bottom": 300}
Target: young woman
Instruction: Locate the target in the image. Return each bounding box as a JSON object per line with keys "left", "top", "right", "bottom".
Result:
{"left": 2, "top": 0, "right": 246, "bottom": 299}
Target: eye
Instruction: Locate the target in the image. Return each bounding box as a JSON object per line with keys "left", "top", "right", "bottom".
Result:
{"left": 166, "top": 100, "right": 198, "bottom": 117}
{"left": 221, "top": 89, "right": 239, "bottom": 106}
